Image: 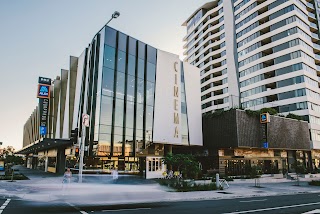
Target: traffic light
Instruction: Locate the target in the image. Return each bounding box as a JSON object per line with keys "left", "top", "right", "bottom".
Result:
{"left": 70, "top": 128, "right": 78, "bottom": 145}
{"left": 75, "top": 147, "right": 79, "bottom": 157}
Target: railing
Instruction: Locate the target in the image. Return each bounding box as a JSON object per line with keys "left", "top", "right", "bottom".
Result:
{"left": 307, "top": 2, "right": 315, "bottom": 9}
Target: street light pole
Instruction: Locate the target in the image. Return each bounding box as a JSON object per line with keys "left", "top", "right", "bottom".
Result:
{"left": 78, "top": 12, "right": 120, "bottom": 183}
{"left": 95, "top": 11, "right": 120, "bottom": 37}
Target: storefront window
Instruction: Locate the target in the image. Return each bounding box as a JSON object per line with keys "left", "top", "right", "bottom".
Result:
{"left": 47, "top": 157, "right": 56, "bottom": 168}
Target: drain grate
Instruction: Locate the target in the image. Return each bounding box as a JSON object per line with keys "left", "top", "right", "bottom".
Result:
{"left": 217, "top": 192, "right": 233, "bottom": 194}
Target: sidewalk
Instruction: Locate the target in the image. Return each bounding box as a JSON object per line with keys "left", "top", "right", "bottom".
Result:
{"left": 1, "top": 165, "right": 320, "bottom": 206}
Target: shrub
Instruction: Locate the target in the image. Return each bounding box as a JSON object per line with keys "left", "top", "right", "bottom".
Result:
{"left": 286, "top": 113, "right": 303, "bottom": 121}
{"left": 309, "top": 180, "right": 320, "bottom": 186}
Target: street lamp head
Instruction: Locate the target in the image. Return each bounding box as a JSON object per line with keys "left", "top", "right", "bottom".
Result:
{"left": 112, "top": 11, "right": 120, "bottom": 19}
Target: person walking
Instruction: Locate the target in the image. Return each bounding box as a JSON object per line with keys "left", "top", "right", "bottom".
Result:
{"left": 63, "top": 168, "right": 72, "bottom": 184}
{"left": 62, "top": 168, "right": 72, "bottom": 194}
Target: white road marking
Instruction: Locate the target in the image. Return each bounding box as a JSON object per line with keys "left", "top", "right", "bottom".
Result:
{"left": 102, "top": 208, "right": 152, "bottom": 212}
{"left": 65, "top": 202, "right": 88, "bottom": 214}
{"left": 222, "top": 202, "right": 320, "bottom": 214}
{"left": 0, "top": 198, "right": 11, "bottom": 213}
{"left": 239, "top": 199, "right": 267, "bottom": 203}
{"left": 302, "top": 209, "right": 320, "bottom": 214}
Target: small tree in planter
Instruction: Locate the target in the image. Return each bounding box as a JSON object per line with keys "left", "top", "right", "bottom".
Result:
{"left": 163, "top": 154, "right": 200, "bottom": 179}
{"left": 292, "top": 161, "right": 307, "bottom": 186}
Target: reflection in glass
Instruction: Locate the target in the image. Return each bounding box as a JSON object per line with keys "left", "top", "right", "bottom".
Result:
{"left": 118, "top": 32, "right": 127, "bottom": 52}
{"left": 116, "top": 72, "right": 125, "bottom": 99}
{"left": 146, "top": 106, "right": 154, "bottom": 131}
{"left": 138, "top": 59, "right": 145, "bottom": 79}
{"left": 128, "top": 37, "right": 137, "bottom": 56}
{"left": 146, "top": 81, "right": 155, "bottom": 106}
{"left": 126, "top": 101, "right": 134, "bottom": 129}
{"left": 105, "top": 27, "right": 117, "bottom": 47}
{"left": 126, "top": 75, "right": 135, "bottom": 102}
{"left": 102, "top": 67, "right": 114, "bottom": 97}
{"left": 136, "top": 104, "right": 144, "bottom": 130}
{"left": 99, "top": 125, "right": 112, "bottom": 134}
{"left": 147, "top": 46, "right": 157, "bottom": 64}
{"left": 137, "top": 79, "right": 144, "bottom": 104}
{"left": 113, "top": 135, "right": 123, "bottom": 156}
{"left": 100, "top": 96, "right": 113, "bottom": 126}
{"left": 147, "top": 62, "right": 156, "bottom": 82}
{"left": 98, "top": 135, "right": 111, "bottom": 155}
{"left": 128, "top": 54, "right": 136, "bottom": 76}
{"left": 125, "top": 135, "right": 134, "bottom": 156}
{"left": 138, "top": 41, "right": 146, "bottom": 59}
{"left": 117, "top": 50, "right": 126, "bottom": 73}
{"left": 103, "top": 45, "right": 116, "bottom": 69}
{"left": 114, "top": 99, "right": 124, "bottom": 128}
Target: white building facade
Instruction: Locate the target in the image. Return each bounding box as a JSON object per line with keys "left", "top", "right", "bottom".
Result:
{"left": 183, "top": 0, "right": 320, "bottom": 150}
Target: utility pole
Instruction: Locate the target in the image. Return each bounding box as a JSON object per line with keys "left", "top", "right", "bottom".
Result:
{"left": 79, "top": 114, "right": 89, "bottom": 183}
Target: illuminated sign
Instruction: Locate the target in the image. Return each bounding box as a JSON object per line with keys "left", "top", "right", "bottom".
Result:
{"left": 37, "top": 84, "right": 50, "bottom": 98}
{"left": 40, "top": 126, "right": 47, "bottom": 135}
{"left": 0, "top": 161, "right": 4, "bottom": 171}
{"left": 260, "top": 113, "right": 270, "bottom": 124}
{"left": 38, "top": 77, "right": 51, "bottom": 85}
{"left": 173, "top": 62, "right": 179, "bottom": 138}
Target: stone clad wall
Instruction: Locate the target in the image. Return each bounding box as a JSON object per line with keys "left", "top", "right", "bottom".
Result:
{"left": 267, "top": 115, "right": 310, "bottom": 150}
{"left": 203, "top": 109, "right": 310, "bottom": 150}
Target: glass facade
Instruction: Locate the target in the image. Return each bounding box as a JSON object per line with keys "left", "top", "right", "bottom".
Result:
{"left": 96, "top": 27, "right": 157, "bottom": 168}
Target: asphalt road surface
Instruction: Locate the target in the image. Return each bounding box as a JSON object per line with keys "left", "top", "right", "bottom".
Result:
{"left": 2, "top": 193, "right": 320, "bottom": 214}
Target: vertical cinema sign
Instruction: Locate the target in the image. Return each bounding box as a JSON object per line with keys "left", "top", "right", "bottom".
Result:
{"left": 37, "top": 77, "right": 51, "bottom": 136}
{"left": 173, "top": 62, "right": 179, "bottom": 138}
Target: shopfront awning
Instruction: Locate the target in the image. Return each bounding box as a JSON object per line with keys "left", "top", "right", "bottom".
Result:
{"left": 17, "top": 138, "right": 72, "bottom": 155}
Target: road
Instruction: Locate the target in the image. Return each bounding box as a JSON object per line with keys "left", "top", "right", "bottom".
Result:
{"left": 1, "top": 193, "right": 320, "bottom": 214}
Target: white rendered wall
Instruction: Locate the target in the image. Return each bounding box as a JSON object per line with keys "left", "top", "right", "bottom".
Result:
{"left": 153, "top": 50, "right": 182, "bottom": 145}
{"left": 183, "top": 62, "right": 203, "bottom": 146}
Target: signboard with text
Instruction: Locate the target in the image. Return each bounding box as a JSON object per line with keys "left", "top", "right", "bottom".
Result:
{"left": 260, "top": 113, "right": 270, "bottom": 124}
{"left": 37, "top": 84, "right": 50, "bottom": 99}
{"left": 38, "top": 77, "right": 51, "bottom": 85}
{"left": 0, "top": 161, "right": 4, "bottom": 171}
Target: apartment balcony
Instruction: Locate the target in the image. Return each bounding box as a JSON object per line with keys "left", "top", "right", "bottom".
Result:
{"left": 309, "top": 12, "right": 316, "bottom": 20}
{"left": 310, "top": 22, "right": 318, "bottom": 31}
{"left": 312, "top": 32, "right": 320, "bottom": 41}
{"left": 314, "top": 43, "right": 320, "bottom": 50}
{"left": 307, "top": 2, "right": 315, "bottom": 10}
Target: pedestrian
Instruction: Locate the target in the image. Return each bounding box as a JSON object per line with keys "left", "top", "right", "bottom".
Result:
{"left": 112, "top": 167, "right": 118, "bottom": 181}
{"left": 63, "top": 168, "right": 72, "bottom": 184}
{"left": 62, "top": 168, "right": 72, "bottom": 194}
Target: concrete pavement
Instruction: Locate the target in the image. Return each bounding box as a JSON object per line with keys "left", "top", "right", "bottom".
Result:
{"left": 1, "top": 165, "right": 320, "bottom": 206}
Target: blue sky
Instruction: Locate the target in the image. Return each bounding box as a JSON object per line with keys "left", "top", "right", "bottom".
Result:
{"left": 0, "top": 0, "right": 208, "bottom": 150}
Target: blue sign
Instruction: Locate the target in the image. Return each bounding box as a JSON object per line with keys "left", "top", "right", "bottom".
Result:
{"left": 260, "top": 113, "right": 270, "bottom": 123}
{"left": 37, "top": 84, "right": 50, "bottom": 98}
{"left": 263, "top": 142, "right": 268, "bottom": 149}
{"left": 0, "top": 161, "right": 4, "bottom": 171}
{"left": 40, "top": 126, "right": 47, "bottom": 135}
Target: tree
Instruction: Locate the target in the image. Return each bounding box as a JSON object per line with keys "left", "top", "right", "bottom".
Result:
{"left": 292, "top": 161, "right": 307, "bottom": 186}
{"left": 0, "top": 146, "right": 22, "bottom": 165}
{"left": 163, "top": 154, "right": 200, "bottom": 179}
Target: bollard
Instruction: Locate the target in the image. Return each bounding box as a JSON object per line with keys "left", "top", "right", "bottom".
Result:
{"left": 216, "top": 173, "right": 220, "bottom": 189}
{"left": 11, "top": 169, "right": 14, "bottom": 182}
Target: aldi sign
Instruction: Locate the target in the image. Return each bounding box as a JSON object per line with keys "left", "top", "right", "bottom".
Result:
{"left": 37, "top": 84, "right": 50, "bottom": 98}
{"left": 260, "top": 113, "right": 270, "bottom": 124}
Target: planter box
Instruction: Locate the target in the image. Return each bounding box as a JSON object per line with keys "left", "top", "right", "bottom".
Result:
{"left": 194, "top": 180, "right": 212, "bottom": 185}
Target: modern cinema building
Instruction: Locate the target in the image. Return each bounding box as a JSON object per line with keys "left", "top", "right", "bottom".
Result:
{"left": 19, "top": 26, "right": 202, "bottom": 179}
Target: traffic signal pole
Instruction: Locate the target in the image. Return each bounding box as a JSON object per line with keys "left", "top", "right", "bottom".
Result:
{"left": 78, "top": 114, "right": 89, "bottom": 183}
{"left": 78, "top": 124, "right": 85, "bottom": 183}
